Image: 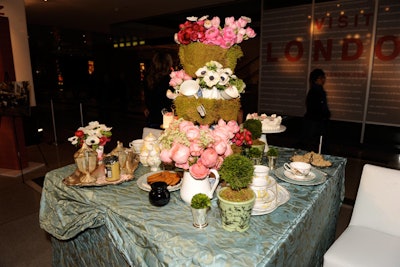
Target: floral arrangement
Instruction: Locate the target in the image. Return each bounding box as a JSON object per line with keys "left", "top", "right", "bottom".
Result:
{"left": 174, "top": 15, "right": 256, "bottom": 49}
{"left": 167, "top": 61, "right": 245, "bottom": 100}
{"left": 158, "top": 118, "right": 240, "bottom": 179}
{"left": 68, "top": 121, "right": 112, "bottom": 150}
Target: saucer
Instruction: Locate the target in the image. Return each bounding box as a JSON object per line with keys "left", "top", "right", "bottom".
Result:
{"left": 251, "top": 184, "right": 290, "bottom": 216}
{"left": 283, "top": 170, "right": 315, "bottom": 181}
{"left": 137, "top": 171, "right": 182, "bottom": 192}
{"left": 273, "top": 167, "right": 327, "bottom": 186}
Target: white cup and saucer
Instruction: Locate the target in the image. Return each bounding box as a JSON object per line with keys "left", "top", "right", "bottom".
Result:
{"left": 129, "top": 139, "right": 144, "bottom": 154}
{"left": 283, "top": 162, "right": 315, "bottom": 181}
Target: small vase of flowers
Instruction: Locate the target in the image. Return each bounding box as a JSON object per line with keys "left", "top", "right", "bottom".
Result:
{"left": 68, "top": 121, "right": 112, "bottom": 162}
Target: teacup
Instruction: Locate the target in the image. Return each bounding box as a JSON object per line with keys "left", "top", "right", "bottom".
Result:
{"left": 253, "top": 165, "right": 269, "bottom": 179}
{"left": 179, "top": 80, "right": 199, "bottom": 97}
{"left": 284, "top": 162, "right": 311, "bottom": 178}
{"left": 129, "top": 139, "right": 144, "bottom": 153}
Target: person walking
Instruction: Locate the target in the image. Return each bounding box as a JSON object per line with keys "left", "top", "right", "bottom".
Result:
{"left": 301, "top": 68, "right": 331, "bottom": 152}
{"left": 143, "top": 52, "right": 174, "bottom": 128}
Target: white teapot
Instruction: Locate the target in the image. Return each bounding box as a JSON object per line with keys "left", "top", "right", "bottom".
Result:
{"left": 140, "top": 133, "right": 161, "bottom": 171}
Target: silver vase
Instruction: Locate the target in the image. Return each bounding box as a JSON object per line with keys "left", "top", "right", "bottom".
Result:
{"left": 191, "top": 207, "right": 208, "bottom": 228}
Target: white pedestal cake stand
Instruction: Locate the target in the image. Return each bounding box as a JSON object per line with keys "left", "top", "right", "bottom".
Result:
{"left": 260, "top": 125, "right": 286, "bottom": 152}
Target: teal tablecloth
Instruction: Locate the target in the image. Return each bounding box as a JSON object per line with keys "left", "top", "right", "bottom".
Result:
{"left": 39, "top": 147, "right": 346, "bottom": 267}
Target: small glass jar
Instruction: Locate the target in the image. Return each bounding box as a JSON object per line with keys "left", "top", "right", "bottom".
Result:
{"left": 104, "top": 155, "right": 120, "bottom": 181}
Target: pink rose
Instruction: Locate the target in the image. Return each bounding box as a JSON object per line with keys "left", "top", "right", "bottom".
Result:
{"left": 205, "top": 27, "right": 220, "bottom": 41}
{"left": 237, "top": 17, "right": 250, "bottom": 28}
{"left": 200, "top": 148, "right": 218, "bottom": 168}
{"left": 189, "top": 162, "right": 209, "bottom": 179}
{"left": 246, "top": 27, "right": 256, "bottom": 38}
{"left": 224, "top": 16, "right": 235, "bottom": 27}
{"left": 210, "top": 16, "right": 221, "bottom": 28}
{"left": 170, "top": 143, "right": 190, "bottom": 164}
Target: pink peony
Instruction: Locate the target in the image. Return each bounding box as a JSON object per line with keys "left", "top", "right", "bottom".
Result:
{"left": 200, "top": 148, "right": 218, "bottom": 168}
{"left": 176, "top": 162, "right": 190, "bottom": 170}
{"left": 213, "top": 139, "right": 227, "bottom": 155}
{"left": 189, "top": 162, "right": 209, "bottom": 179}
{"left": 224, "top": 144, "right": 233, "bottom": 157}
{"left": 189, "top": 140, "right": 204, "bottom": 157}
{"left": 179, "top": 120, "right": 195, "bottom": 132}
{"left": 214, "top": 156, "right": 224, "bottom": 170}
{"left": 185, "top": 126, "right": 201, "bottom": 141}
{"left": 170, "top": 142, "right": 190, "bottom": 164}
{"left": 227, "top": 120, "right": 241, "bottom": 135}
{"left": 159, "top": 149, "right": 173, "bottom": 163}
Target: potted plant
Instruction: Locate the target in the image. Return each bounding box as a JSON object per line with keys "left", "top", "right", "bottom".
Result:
{"left": 217, "top": 154, "right": 255, "bottom": 232}
{"left": 190, "top": 193, "right": 211, "bottom": 228}
{"left": 242, "top": 119, "right": 265, "bottom": 154}
{"left": 266, "top": 147, "right": 279, "bottom": 170}
{"left": 246, "top": 147, "right": 263, "bottom": 165}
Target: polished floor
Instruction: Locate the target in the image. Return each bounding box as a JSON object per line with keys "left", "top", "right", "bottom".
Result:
{"left": 0, "top": 99, "right": 399, "bottom": 266}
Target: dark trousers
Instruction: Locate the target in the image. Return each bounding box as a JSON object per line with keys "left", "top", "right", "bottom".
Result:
{"left": 299, "top": 118, "right": 329, "bottom": 153}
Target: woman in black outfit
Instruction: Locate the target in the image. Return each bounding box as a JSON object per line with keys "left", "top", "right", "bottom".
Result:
{"left": 301, "top": 68, "right": 331, "bottom": 152}
{"left": 143, "top": 52, "right": 173, "bottom": 128}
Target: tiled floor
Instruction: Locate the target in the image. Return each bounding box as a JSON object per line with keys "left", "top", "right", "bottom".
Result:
{"left": 0, "top": 100, "right": 399, "bottom": 266}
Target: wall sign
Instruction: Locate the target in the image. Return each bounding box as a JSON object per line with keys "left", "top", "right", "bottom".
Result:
{"left": 260, "top": 0, "right": 399, "bottom": 126}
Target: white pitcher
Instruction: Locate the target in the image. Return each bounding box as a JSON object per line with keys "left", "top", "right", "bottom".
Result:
{"left": 180, "top": 169, "right": 220, "bottom": 205}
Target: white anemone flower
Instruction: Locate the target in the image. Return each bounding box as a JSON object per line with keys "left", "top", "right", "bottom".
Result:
{"left": 203, "top": 70, "right": 220, "bottom": 87}
{"left": 85, "top": 135, "right": 100, "bottom": 146}
{"left": 195, "top": 67, "right": 208, "bottom": 77}
{"left": 68, "top": 136, "right": 79, "bottom": 145}
{"left": 206, "top": 61, "right": 223, "bottom": 69}
{"left": 218, "top": 72, "right": 230, "bottom": 86}
{"left": 221, "top": 68, "right": 233, "bottom": 76}
{"left": 86, "top": 121, "right": 101, "bottom": 130}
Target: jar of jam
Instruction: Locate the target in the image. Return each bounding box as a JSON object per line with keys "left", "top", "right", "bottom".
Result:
{"left": 104, "top": 155, "right": 120, "bottom": 181}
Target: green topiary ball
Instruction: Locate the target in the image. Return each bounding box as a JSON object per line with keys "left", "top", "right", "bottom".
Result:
{"left": 243, "top": 119, "right": 262, "bottom": 140}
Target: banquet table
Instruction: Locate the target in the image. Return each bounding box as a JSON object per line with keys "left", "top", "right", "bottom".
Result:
{"left": 39, "top": 147, "right": 346, "bottom": 267}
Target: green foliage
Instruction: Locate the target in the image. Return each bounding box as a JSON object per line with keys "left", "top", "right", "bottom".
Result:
{"left": 219, "top": 154, "right": 254, "bottom": 190}
{"left": 191, "top": 193, "right": 211, "bottom": 209}
{"left": 243, "top": 147, "right": 262, "bottom": 158}
{"left": 266, "top": 147, "right": 279, "bottom": 157}
{"left": 243, "top": 119, "right": 262, "bottom": 140}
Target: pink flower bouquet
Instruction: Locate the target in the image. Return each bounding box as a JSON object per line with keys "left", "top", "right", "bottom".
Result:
{"left": 158, "top": 118, "right": 240, "bottom": 179}
{"left": 174, "top": 15, "right": 256, "bottom": 49}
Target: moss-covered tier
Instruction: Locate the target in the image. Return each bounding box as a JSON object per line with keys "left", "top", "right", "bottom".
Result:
{"left": 178, "top": 43, "right": 243, "bottom": 77}
{"left": 174, "top": 96, "right": 241, "bottom": 125}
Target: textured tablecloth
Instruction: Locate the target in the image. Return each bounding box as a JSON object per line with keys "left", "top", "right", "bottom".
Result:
{"left": 39, "top": 147, "right": 346, "bottom": 267}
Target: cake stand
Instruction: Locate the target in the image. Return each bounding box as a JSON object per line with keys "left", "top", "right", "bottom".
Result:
{"left": 260, "top": 125, "right": 286, "bottom": 152}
